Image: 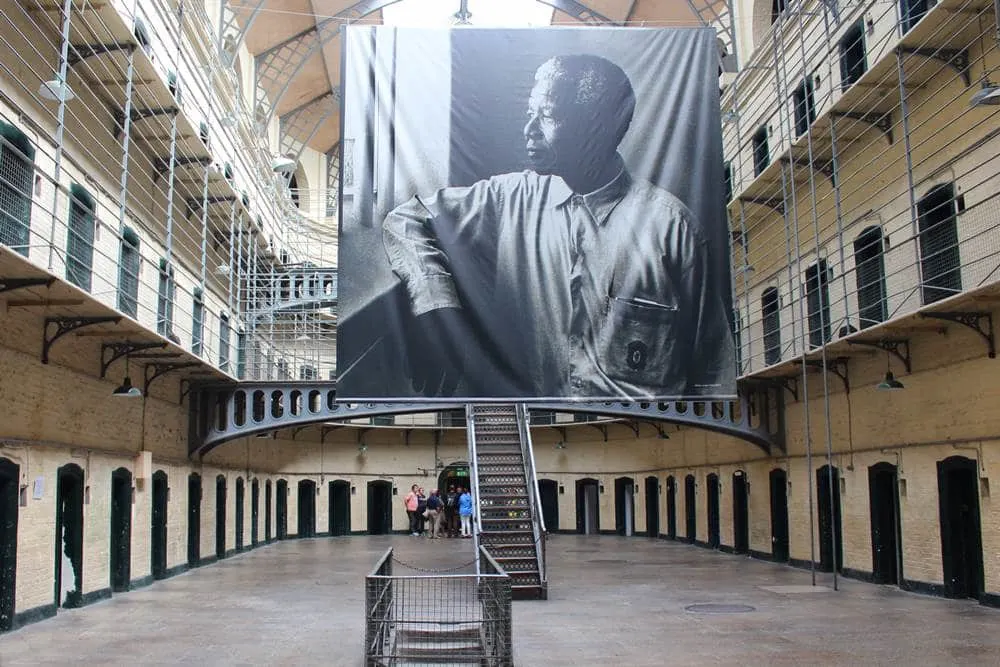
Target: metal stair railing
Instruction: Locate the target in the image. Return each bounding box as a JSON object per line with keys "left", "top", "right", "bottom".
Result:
{"left": 465, "top": 403, "right": 483, "bottom": 574}
{"left": 515, "top": 403, "right": 547, "bottom": 586}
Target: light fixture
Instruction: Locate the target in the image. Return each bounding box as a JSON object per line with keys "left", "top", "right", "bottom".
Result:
{"left": 722, "top": 109, "right": 739, "bottom": 124}
{"left": 295, "top": 333, "right": 311, "bottom": 342}
{"left": 111, "top": 355, "right": 142, "bottom": 398}
{"left": 215, "top": 263, "right": 231, "bottom": 276}
{"left": 876, "top": 351, "right": 904, "bottom": 391}
{"left": 39, "top": 79, "right": 75, "bottom": 102}
{"left": 271, "top": 156, "right": 296, "bottom": 174}
{"left": 358, "top": 443, "right": 368, "bottom": 453}
{"left": 219, "top": 113, "right": 238, "bottom": 128}
{"left": 555, "top": 441, "right": 566, "bottom": 450}
{"left": 969, "top": 80, "right": 1000, "bottom": 107}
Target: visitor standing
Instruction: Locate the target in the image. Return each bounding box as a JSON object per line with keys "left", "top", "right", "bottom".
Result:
{"left": 445, "top": 485, "right": 459, "bottom": 537}
{"left": 404, "top": 484, "right": 419, "bottom": 536}
{"left": 425, "top": 489, "right": 444, "bottom": 538}
{"left": 416, "top": 487, "right": 428, "bottom": 535}
{"left": 459, "top": 487, "right": 474, "bottom": 538}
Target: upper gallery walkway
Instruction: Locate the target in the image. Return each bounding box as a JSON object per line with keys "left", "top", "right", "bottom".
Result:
{"left": 1, "top": 535, "right": 998, "bottom": 665}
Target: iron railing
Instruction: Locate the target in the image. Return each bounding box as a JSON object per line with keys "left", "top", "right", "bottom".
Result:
{"left": 516, "top": 403, "right": 547, "bottom": 586}
{"left": 465, "top": 404, "right": 484, "bottom": 572}
{"left": 363, "top": 547, "right": 513, "bottom": 667}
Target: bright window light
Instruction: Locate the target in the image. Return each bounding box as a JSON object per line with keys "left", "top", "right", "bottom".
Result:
{"left": 381, "top": 0, "right": 554, "bottom": 27}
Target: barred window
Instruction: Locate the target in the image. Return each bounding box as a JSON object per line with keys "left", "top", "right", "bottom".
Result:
{"left": 117, "top": 227, "right": 140, "bottom": 317}
{"left": 752, "top": 126, "right": 769, "bottom": 177}
{"left": 762, "top": 287, "right": 781, "bottom": 365}
{"left": 219, "top": 313, "right": 230, "bottom": 371}
{"left": 854, "top": 227, "right": 887, "bottom": 328}
{"left": 839, "top": 21, "right": 867, "bottom": 90}
{"left": 917, "top": 183, "right": 962, "bottom": 304}
{"left": 156, "top": 258, "right": 175, "bottom": 338}
{"left": 192, "top": 288, "right": 204, "bottom": 356}
{"left": 805, "top": 260, "right": 832, "bottom": 348}
{"left": 0, "top": 121, "right": 35, "bottom": 256}
{"left": 66, "top": 184, "right": 95, "bottom": 290}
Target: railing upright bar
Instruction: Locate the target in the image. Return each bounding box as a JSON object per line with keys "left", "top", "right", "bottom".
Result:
{"left": 516, "top": 403, "right": 546, "bottom": 584}
{"left": 465, "top": 403, "right": 483, "bottom": 574}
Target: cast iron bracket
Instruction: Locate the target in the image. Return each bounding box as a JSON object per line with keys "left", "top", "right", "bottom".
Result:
{"left": 100, "top": 341, "right": 167, "bottom": 378}
{"left": 68, "top": 41, "right": 134, "bottom": 67}
{"left": 652, "top": 423, "right": 671, "bottom": 440}
{"left": 896, "top": 47, "right": 970, "bottom": 87}
{"left": 773, "top": 375, "right": 799, "bottom": 401}
{"left": 846, "top": 338, "right": 912, "bottom": 373}
{"left": 920, "top": 311, "right": 995, "bottom": 358}
{"left": 739, "top": 196, "right": 785, "bottom": 215}
{"left": 589, "top": 423, "right": 609, "bottom": 442}
{"left": 830, "top": 110, "right": 894, "bottom": 145}
{"left": 799, "top": 357, "right": 851, "bottom": 394}
{"left": 144, "top": 362, "right": 200, "bottom": 395}
{"left": 0, "top": 277, "right": 53, "bottom": 293}
{"left": 153, "top": 155, "right": 212, "bottom": 183}
{"left": 113, "top": 106, "right": 179, "bottom": 140}
{"left": 43, "top": 316, "right": 120, "bottom": 364}
{"left": 186, "top": 195, "right": 237, "bottom": 219}
{"left": 780, "top": 155, "right": 836, "bottom": 188}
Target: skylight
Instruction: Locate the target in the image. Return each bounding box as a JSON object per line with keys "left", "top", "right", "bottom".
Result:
{"left": 381, "top": 0, "right": 554, "bottom": 27}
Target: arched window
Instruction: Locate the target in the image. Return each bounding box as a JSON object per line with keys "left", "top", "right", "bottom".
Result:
{"left": 752, "top": 126, "right": 769, "bottom": 176}
{"left": 156, "top": 258, "right": 175, "bottom": 338}
{"left": 0, "top": 121, "right": 35, "bottom": 256}
{"left": 66, "top": 184, "right": 95, "bottom": 290}
{"left": 900, "top": 0, "right": 929, "bottom": 34}
{"left": 772, "top": 0, "right": 788, "bottom": 24}
{"left": 117, "top": 227, "right": 140, "bottom": 317}
{"left": 762, "top": 287, "right": 781, "bottom": 365}
{"left": 192, "top": 287, "right": 204, "bottom": 356}
{"left": 917, "top": 183, "right": 962, "bottom": 304}
{"left": 219, "top": 313, "right": 231, "bottom": 371}
{"left": 854, "top": 226, "right": 887, "bottom": 328}
{"left": 805, "top": 259, "right": 831, "bottom": 348}
{"left": 288, "top": 172, "right": 300, "bottom": 209}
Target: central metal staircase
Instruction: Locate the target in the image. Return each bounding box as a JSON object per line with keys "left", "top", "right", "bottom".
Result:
{"left": 467, "top": 404, "right": 547, "bottom": 600}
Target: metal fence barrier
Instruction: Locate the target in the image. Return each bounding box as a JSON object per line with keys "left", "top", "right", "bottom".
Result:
{"left": 364, "top": 547, "right": 513, "bottom": 666}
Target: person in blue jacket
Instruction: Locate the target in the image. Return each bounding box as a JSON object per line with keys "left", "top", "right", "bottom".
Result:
{"left": 458, "top": 487, "right": 474, "bottom": 538}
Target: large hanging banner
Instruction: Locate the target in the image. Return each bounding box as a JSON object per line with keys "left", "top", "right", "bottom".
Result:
{"left": 336, "top": 26, "right": 735, "bottom": 401}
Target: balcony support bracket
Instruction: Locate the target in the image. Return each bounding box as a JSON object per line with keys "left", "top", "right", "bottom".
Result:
{"left": 920, "top": 311, "right": 995, "bottom": 358}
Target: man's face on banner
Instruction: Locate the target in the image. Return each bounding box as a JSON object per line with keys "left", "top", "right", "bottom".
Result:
{"left": 524, "top": 73, "right": 586, "bottom": 176}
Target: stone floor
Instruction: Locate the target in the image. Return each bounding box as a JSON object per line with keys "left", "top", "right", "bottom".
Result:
{"left": 2, "top": 535, "right": 999, "bottom": 665}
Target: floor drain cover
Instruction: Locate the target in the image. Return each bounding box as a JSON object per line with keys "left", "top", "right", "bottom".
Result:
{"left": 685, "top": 603, "right": 756, "bottom": 614}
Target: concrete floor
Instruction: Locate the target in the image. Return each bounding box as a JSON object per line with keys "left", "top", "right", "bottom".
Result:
{"left": 1, "top": 535, "right": 999, "bottom": 665}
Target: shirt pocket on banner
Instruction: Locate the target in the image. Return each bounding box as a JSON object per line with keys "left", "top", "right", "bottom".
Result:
{"left": 599, "top": 295, "right": 679, "bottom": 388}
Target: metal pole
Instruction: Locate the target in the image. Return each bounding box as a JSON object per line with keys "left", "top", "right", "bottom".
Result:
{"left": 896, "top": 50, "right": 921, "bottom": 276}
{"left": 732, "top": 76, "right": 752, "bottom": 373}
{"left": 199, "top": 164, "right": 210, "bottom": 286}
{"left": 164, "top": 112, "right": 179, "bottom": 267}
{"left": 796, "top": 2, "right": 838, "bottom": 592}
{"left": 117, "top": 47, "right": 137, "bottom": 233}
{"left": 227, "top": 202, "right": 237, "bottom": 315}
{"left": 47, "top": 0, "right": 74, "bottom": 272}
{"left": 774, "top": 15, "right": 817, "bottom": 586}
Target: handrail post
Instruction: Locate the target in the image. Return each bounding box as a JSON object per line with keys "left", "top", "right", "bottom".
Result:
{"left": 465, "top": 403, "right": 482, "bottom": 574}
{"left": 516, "top": 403, "right": 546, "bottom": 585}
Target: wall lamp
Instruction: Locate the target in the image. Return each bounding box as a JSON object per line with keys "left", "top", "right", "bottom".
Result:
{"left": 969, "top": 80, "right": 1000, "bottom": 107}
{"left": 39, "top": 79, "right": 75, "bottom": 102}
{"left": 111, "top": 355, "right": 142, "bottom": 398}
{"left": 876, "top": 351, "right": 905, "bottom": 391}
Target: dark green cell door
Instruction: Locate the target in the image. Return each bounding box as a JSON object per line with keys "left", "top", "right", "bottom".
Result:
{"left": 110, "top": 468, "right": 132, "bottom": 591}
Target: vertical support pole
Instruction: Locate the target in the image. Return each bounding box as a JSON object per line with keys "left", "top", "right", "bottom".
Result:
{"left": 47, "top": 0, "right": 75, "bottom": 272}
{"left": 774, "top": 15, "right": 816, "bottom": 586}
{"left": 796, "top": 4, "right": 838, "bottom": 592}
{"left": 896, "top": 49, "right": 921, "bottom": 284}
{"left": 227, "top": 202, "right": 237, "bottom": 315}
{"left": 732, "top": 75, "right": 751, "bottom": 375}
{"left": 118, "top": 45, "right": 137, "bottom": 246}
{"left": 199, "top": 165, "right": 211, "bottom": 287}
{"left": 164, "top": 112, "right": 179, "bottom": 267}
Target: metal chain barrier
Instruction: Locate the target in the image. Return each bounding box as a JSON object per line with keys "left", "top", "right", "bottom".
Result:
{"left": 389, "top": 555, "right": 477, "bottom": 574}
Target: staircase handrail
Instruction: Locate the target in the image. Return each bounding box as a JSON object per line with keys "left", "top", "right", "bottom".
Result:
{"left": 515, "top": 403, "right": 547, "bottom": 584}
{"left": 465, "top": 403, "right": 483, "bottom": 574}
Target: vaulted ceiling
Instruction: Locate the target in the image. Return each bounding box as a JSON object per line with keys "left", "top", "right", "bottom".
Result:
{"left": 223, "top": 0, "right": 731, "bottom": 164}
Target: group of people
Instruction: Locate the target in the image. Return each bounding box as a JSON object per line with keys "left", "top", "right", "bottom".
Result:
{"left": 404, "top": 484, "right": 474, "bottom": 539}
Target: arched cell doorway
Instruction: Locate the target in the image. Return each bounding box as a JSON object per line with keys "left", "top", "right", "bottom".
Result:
{"left": 367, "top": 481, "right": 393, "bottom": 534}
{"left": 614, "top": 477, "right": 635, "bottom": 536}
{"left": 276, "top": 479, "right": 288, "bottom": 539}
{"left": 0, "top": 457, "right": 19, "bottom": 631}
{"left": 665, "top": 476, "right": 677, "bottom": 539}
{"left": 769, "top": 468, "right": 789, "bottom": 562}
{"left": 575, "top": 478, "right": 600, "bottom": 535}
{"left": 298, "top": 480, "right": 317, "bottom": 537}
{"left": 235, "top": 478, "right": 245, "bottom": 550}
{"left": 329, "top": 480, "right": 351, "bottom": 536}
{"left": 151, "top": 471, "right": 168, "bottom": 579}
{"left": 706, "top": 474, "right": 721, "bottom": 548}
{"left": 869, "top": 462, "right": 902, "bottom": 585}
{"left": 265, "top": 480, "right": 273, "bottom": 541}
{"left": 215, "top": 475, "right": 227, "bottom": 558}
{"left": 187, "top": 473, "right": 201, "bottom": 566}
{"left": 937, "top": 456, "right": 983, "bottom": 599}
{"left": 645, "top": 476, "right": 660, "bottom": 538}
{"left": 684, "top": 475, "right": 696, "bottom": 542}
{"left": 732, "top": 470, "right": 749, "bottom": 554}
{"left": 109, "top": 467, "right": 132, "bottom": 592}
{"left": 438, "top": 461, "right": 470, "bottom": 494}
{"left": 817, "top": 465, "right": 843, "bottom": 572}
{"left": 55, "top": 463, "right": 84, "bottom": 608}
{"left": 251, "top": 478, "right": 260, "bottom": 546}
{"left": 538, "top": 479, "right": 559, "bottom": 532}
